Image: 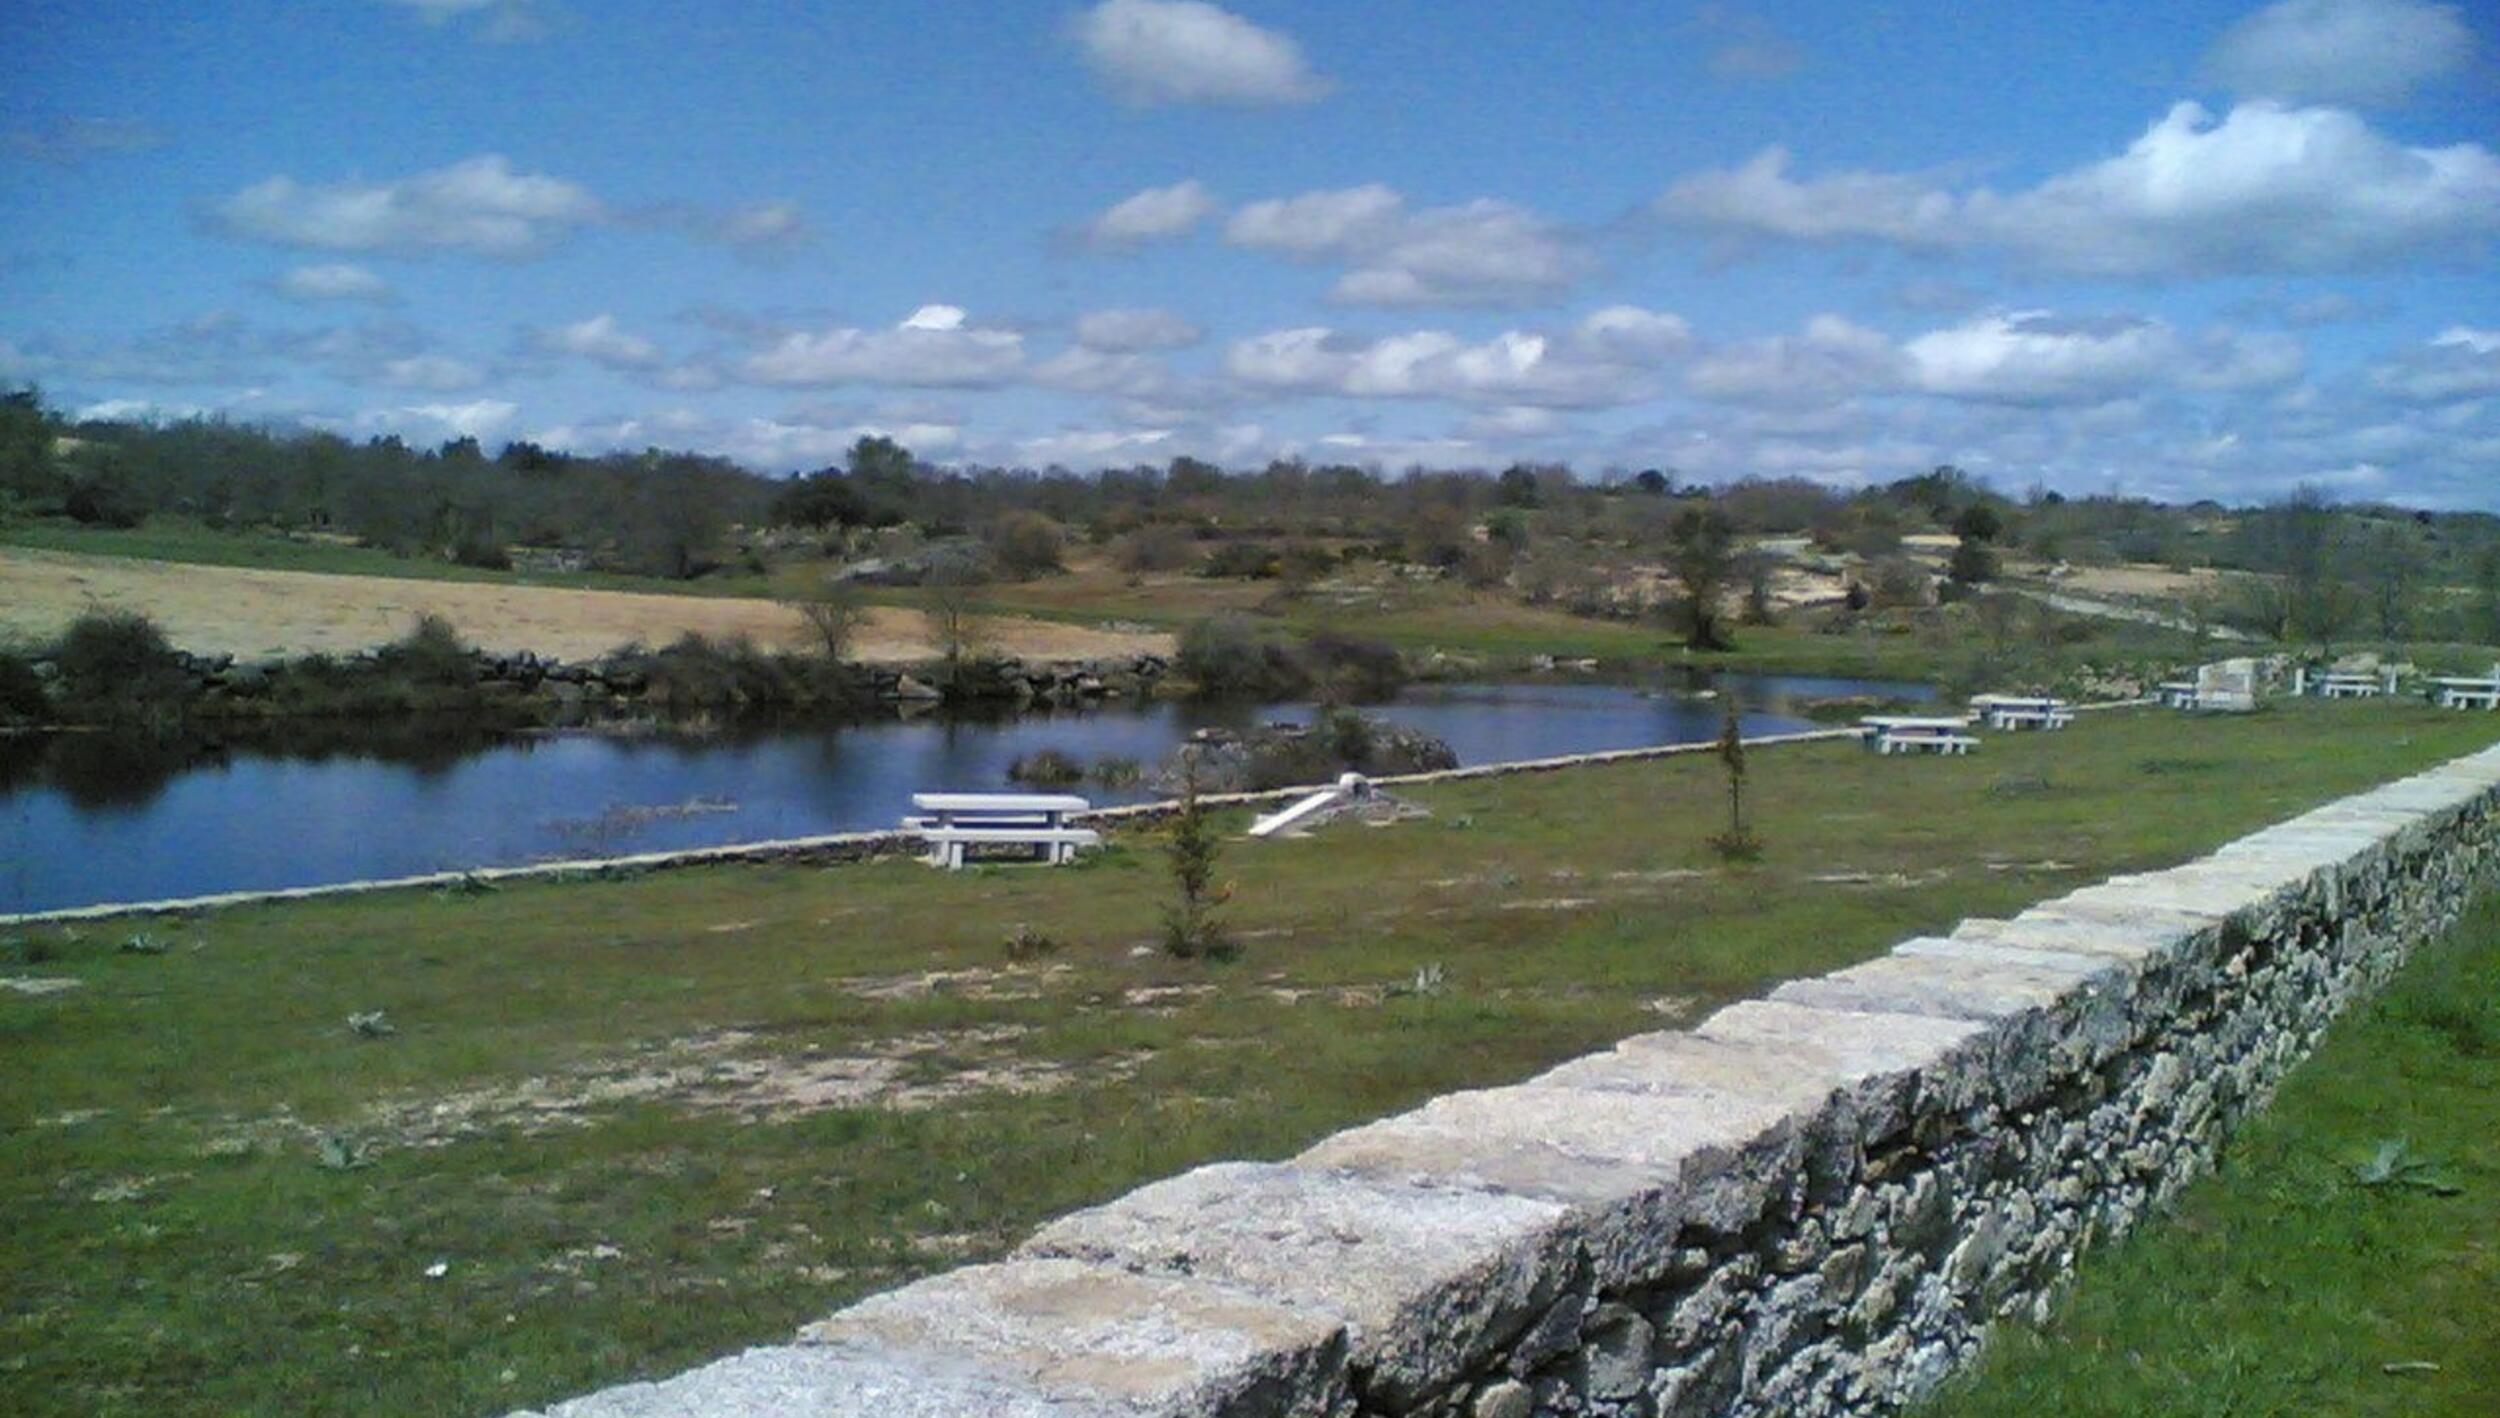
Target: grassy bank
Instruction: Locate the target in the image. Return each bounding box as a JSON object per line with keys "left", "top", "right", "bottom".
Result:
{"left": 1923, "top": 888, "right": 2500, "bottom": 1417}
{"left": 5, "top": 702, "right": 2497, "bottom": 1416}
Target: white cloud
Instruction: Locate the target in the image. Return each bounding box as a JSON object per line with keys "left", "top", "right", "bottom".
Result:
{"left": 2370, "top": 326, "right": 2500, "bottom": 401}
{"left": 1687, "top": 316, "right": 1905, "bottom": 405}
{"left": 371, "top": 398, "right": 520, "bottom": 442}
{"left": 1658, "top": 101, "right": 2500, "bottom": 277}
{"left": 1075, "top": 307, "right": 1203, "bottom": 351}
{"left": 381, "top": 354, "right": 487, "bottom": 391}
{"left": 213, "top": 154, "right": 603, "bottom": 257}
{"left": 742, "top": 307, "right": 1026, "bottom": 387}
{"left": 1904, "top": 311, "right": 2302, "bottom": 405}
{"left": 2208, "top": 0, "right": 2473, "bottom": 106}
{"left": 1228, "top": 185, "right": 1584, "bottom": 305}
{"left": 539, "top": 313, "right": 664, "bottom": 369}
{"left": 274, "top": 263, "right": 394, "bottom": 303}
{"left": 1073, "top": 0, "right": 1330, "bottom": 107}
{"left": 1224, "top": 308, "right": 1685, "bottom": 409}
{"left": 1084, "top": 179, "right": 1218, "bottom": 245}
{"left": 713, "top": 200, "right": 809, "bottom": 249}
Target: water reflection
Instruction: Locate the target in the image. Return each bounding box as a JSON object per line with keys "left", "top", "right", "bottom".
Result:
{"left": 0, "top": 673, "right": 1929, "bottom": 913}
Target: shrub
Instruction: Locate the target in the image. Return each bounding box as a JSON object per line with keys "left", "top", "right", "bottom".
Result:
{"left": 1006, "top": 746, "right": 1085, "bottom": 788}
{"left": 1161, "top": 756, "right": 1235, "bottom": 961}
{"left": 1198, "top": 541, "right": 1280, "bottom": 579}
{"left": 378, "top": 612, "right": 474, "bottom": 686}
{"left": 1090, "top": 755, "right": 1144, "bottom": 790}
{"left": 49, "top": 607, "right": 189, "bottom": 708}
{"left": 984, "top": 512, "right": 1067, "bottom": 580}
{"left": 1176, "top": 614, "right": 1301, "bottom": 698}
{"left": 0, "top": 647, "right": 49, "bottom": 720}
{"left": 1112, "top": 524, "right": 1200, "bottom": 574}
{"left": 1303, "top": 632, "right": 1408, "bottom": 701}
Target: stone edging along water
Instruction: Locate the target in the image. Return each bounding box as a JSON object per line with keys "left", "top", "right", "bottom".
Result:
{"left": 1, "top": 725, "right": 1882, "bottom": 927}
{"left": 513, "top": 726, "right": 2500, "bottom": 1418}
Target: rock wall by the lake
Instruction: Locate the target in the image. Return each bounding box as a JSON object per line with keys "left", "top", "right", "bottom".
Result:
{"left": 516, "top": 741, "right": 2500, "bottom": 1418}
{"left": 11, "top": 645, "right": 1170, "bottom": 727}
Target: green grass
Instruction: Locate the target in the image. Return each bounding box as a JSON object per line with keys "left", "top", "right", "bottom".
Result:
{"left": 1923, "top": 890, "right": 2500, "bottom": 1418}
{"left": 4, "top": 702, "right": 2497, "bottom": 1415}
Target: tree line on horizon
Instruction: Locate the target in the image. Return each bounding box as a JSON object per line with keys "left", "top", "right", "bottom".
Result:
{"left": 5, "top": 386, "right": 2498, "bottom": 647}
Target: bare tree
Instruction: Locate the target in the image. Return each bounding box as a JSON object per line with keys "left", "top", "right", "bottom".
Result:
{"left": 921, "top": 558, "right": 988, "bottom": 672}
{"left": 779, "top": 571, "right": 873, "bottom": 663}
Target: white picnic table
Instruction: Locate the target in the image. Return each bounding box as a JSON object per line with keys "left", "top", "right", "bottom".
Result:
{"left": 2427, "top": 676, "right": 2500, "bottom": 710}
{"left": 1860, "top": 715, "right": 1980, "bottom": 755}
{"left": 907, "top": 792, "right": 1100, "bottom": 868}
{"left": 2315, "top": 672, "right": 2387, "bottom": 699}
{"left": 1968, "top": 694, "right": 2074, "bottom": 731}
{"left": 2157, "top": 680, "right": 2200, "bottom": 709}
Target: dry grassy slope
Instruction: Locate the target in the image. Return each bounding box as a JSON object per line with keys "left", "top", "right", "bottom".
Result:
{"left": 0, "top": 546, "right": 1170, "bottom": 664}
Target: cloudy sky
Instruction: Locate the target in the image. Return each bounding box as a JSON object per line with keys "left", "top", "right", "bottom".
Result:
{"left": 4, "top": 0, "right": 2496, "bottom": 504}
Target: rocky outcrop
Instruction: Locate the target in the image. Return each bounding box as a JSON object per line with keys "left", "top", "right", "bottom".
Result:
{"left": 516, "top": 742, "right": 2500, "bottom": 1418}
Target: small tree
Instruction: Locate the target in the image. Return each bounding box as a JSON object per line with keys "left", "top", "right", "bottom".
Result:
{"left": 1666, "top": 506, "right": 1738, "bottom": 651}
{"left": 1162, "top": 752, "right": 1235, "bottom": 960}
{"left": 1705, "top": 703, "right": 1762, "bottom": 862}
{"left": 921, "top": 559, "right": 987, "bottom": 674}
{"left": 781, "top": 572, "right": 874, "bottom": 663}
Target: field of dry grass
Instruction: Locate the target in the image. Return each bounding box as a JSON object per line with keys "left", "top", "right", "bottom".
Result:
{"left": 0, "top": 546, "right": 1169, "bottom": 664}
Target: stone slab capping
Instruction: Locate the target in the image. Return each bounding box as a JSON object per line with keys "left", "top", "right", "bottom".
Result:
{"left": 515, "top": 742, "right": 2500, "bottom": 1418}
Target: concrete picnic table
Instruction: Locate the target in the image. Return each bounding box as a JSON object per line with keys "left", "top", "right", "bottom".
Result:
{"left": 1859, "top": 715, "right": 1980, "bottom": 755}
{"left": 2314, "top": 672, "right": 2390, "bottom": 699}
{"left": 906, "top": 792, "right": 1100, "bottom": 868}
{"left": 2426, "top": 676, "right": 2500, "bottom": 710}
{"left": 2157, "top": 680, "right": 2200, "bottom": 709}
{"left": 1968, "top": 694, "right": 2074, "bottom": 730}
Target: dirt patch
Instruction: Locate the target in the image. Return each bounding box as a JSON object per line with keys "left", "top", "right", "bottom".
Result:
{"left": 0, "top": 546, "right": 1171, "bottom": 664}
{"left": 838, "top": 964, "right": 1071, "bottom": 1001}
{"left": 224, "top": 1024, "right": 1112, "bottom": 1151}
{"left": 2, "top": 976, "right": 84, "bottom": 997}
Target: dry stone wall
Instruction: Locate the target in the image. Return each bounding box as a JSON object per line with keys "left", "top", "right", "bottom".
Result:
{"left": 518, "top": 742, "right": 2500, "bottom": 1418}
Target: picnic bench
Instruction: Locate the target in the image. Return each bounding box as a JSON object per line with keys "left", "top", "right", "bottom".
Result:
{"left": 2315, "top": 671, "right": 2387, "bottom": 699}
{"left": 1860, "top": 715, "right": 1980, "bottom": 755}
{"left": 2157, "top": 680, "right": 2200, "bottom": 709}
{"left": 1969, "top": 694, "right": 2074, "bottom": 731}
{"left": 906, "top": 792, "right": 1099, "bottom": 869}
{"left": 2427, "top": 675, "right": 2500, "bottom": 710}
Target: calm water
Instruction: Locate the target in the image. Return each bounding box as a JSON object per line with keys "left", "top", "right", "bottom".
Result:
{"left": 0, "top": 674, "right": 1927, "bottom": 913}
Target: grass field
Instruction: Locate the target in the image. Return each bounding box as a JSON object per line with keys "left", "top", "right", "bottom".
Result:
{"left": 6, "top": 701, "right": 2497, "bottom": 1416}
{"left": 1924, "top": 890, "right": 2500, "bottom": 1417}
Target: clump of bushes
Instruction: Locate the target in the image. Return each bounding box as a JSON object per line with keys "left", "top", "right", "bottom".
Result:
{"left": 0, "top": 646, "right": 49, "bottom": 722}
{"left": 375, "top": 613, "right": 475, "bottom": 687}
{"left": 48, "top": 607, "right": 190, "bottom": 713}
{"left": 1006, "top": 746, "right": 1085, "bottom": 788}
{"left": 1174, "top": 614, "right": 1407, "bottom": 701}
{"left": 1198, "top": 541, "right": 1280, "bottom": 579}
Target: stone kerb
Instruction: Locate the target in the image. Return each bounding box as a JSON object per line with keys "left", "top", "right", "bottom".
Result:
{"left": 515, "top": 741, "right": 2500, "bottom": 1418}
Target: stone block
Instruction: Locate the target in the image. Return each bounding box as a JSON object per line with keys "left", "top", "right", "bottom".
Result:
{"left": 1294, "top": 1084, "right": 1804, "bottom": 1293}
{"left": 511, "top": 1343, "right": 1113, "bottom": 1418}
{"left": 798, "top": 1256, "right": 1354, "bottom": 1417}
{"left": 1019, "top": 1163, "right": 1558, "bottom": 1412}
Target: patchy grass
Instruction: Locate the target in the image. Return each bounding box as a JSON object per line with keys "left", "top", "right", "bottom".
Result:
{"left": 1923, "top": 890, "right": 2500, "bottom": 1418}
{"left": 3, "top": 701, "right": 2497, "bottom": 1416}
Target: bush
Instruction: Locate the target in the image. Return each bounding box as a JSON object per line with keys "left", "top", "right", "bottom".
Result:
{"left": 1302, "top": 632, "right": 1408, "bottom": 701}
{"left": 1112, "top": 525, "right": 1200, "bottom": 574}
{"left": 1176, "top": 614, "right": 1302, "bottom": 698}
{"left": 63, "top": 472, "right": 147, "bottom": 528}
{"left": 1006, "top": 746, "right": 1085, "bottom": 788}
{"left": 377, "top": 612, "right": 474, "bottom": 686}
{"left": 1198, "top": 541, "right": 1280, "bottom": 580}
{"left": 984, "top": 512, "right": 1067, "bottom": 580}
{"left": 49, "top": 607, "right": 189, "bottom": 707}
{"left": 0, "top": 647, "right": 49, "bottom": 720}
{"left": 1090, "top": 755, "right": 1144, "bottom": 790}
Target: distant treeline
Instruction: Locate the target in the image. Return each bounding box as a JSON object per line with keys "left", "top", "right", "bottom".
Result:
{"left": 5, "top": 386, "right": 2497, "bottom": 643}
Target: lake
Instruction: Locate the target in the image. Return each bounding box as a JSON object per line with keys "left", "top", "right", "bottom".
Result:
{"left": 0, "top": 673, "right": 1929, "bottom": 914}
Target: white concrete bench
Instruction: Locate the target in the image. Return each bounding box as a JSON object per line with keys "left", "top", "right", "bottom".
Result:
{"left": 908, "top": 793, "right": 1099, "bottom": 868}
{"left": 2428, "top": 677, "right": 2500, "bottom": 710}
{"left": 1971, "top": 695, "right": 2074, "bottom": 731}
{"left": 1861, "top": 716, "right": 1980, "bottom": 755}
{"left": 2157, "top": 680, "right": 2199, "bottom": 709}
{"left": 2316, "top": 673, "right": 2387, "bottom": 699}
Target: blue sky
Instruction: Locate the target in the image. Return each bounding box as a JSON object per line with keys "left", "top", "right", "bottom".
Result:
{"left": 3, "top": 0, "right": 2495, "bottom": 505}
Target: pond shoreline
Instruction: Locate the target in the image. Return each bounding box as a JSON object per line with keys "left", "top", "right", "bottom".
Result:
{"left": 0, "top": 726, "right": 1872, "bottom": 928}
